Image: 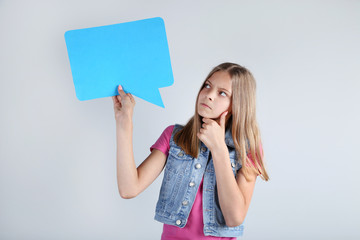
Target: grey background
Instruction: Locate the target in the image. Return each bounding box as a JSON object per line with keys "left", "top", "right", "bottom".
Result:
{"left": 1, "top": 0, "right": 359, "bottom": 239}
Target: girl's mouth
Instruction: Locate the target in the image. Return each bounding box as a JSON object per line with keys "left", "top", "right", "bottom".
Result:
{"left": 201, "top": 103, "right": 211, "bottom": 109}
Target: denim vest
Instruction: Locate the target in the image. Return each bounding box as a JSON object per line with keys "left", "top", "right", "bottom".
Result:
{"left": 154, "top": 124, "right": 245, "bottom": 237}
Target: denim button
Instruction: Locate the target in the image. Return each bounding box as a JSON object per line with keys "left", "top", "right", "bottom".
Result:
{"left": 178, "top": 152, "right": 184, "bottom": 157}
{"left": 201, "top": 147, "right": 206, "bottom": 152}
{"left": 195, "top": 163, "right": 201, "bottom": 169}
{"left": 182, "top": 200, "right": 188, "bottom": 206}
{"left": 231, "top": 162, "right": 236, "bottom": 168}
{"left": 175, "top": 220, "right": 181, "bottom": 225}
{"left": 189, "top": 182, "right": 195, "bottom": 187}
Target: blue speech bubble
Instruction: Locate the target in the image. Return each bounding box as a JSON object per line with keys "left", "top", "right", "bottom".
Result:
{"left": 64, "top": 17, "right": 173, "bottom": 108}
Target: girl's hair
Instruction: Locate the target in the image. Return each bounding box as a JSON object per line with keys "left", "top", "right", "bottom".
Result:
{"left": 174, "top": 62, "right": 269, "bottom": 181}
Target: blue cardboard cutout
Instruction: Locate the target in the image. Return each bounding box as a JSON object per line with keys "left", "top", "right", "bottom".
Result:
{"left": 64, "top": 17, "right": 173, "bottom": 108}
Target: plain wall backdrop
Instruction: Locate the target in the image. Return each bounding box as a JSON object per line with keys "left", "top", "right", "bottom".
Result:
{"left": 1, "top": 0, "right": 359, "bottom": 239}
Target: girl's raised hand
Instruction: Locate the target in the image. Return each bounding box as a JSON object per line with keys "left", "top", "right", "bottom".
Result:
{"left": 197, "top": 111, "right": 228, "bottom": 152}
{"left": 112, "top": 85, "right": 136, "bottom": 122}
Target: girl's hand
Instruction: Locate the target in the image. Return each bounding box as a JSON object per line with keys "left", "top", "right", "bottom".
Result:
{"left": 197, "top": 111, "right": 228, "bottom": 152}
{"left": 112, "top": 85, "right": 136, "bottom": 123}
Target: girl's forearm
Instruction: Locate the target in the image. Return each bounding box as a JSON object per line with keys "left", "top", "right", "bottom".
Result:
{"left": 115, "top": 118, "right": 139, "bottom": 199}
{"left": 211, "top": 146, "right": 246, "bottom": 227}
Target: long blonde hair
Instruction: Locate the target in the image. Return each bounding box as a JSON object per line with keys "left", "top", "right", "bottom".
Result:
{"left": 174, "top": 62, "right": 269, "bottom": 181}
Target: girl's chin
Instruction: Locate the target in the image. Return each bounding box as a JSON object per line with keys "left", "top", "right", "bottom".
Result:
{"left": 198, "top": 110, "right": 212, "bottom": 118}
{"left": 198, "top": 113, "right": 219, "bottom": 121}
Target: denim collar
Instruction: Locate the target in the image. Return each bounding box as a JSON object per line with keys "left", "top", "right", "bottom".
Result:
{"left": 224, "top": 127, "right": 235, "bottom": 148}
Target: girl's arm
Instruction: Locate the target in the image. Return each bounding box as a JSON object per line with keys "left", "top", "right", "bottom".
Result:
{"left": 198, "top": 111, "right": 257, "bottom": 227}
{"left": 112, "top": 85, "right": 167, "bottom": 199}
{"left": 211, "top": 147, "right": 257, "bottom": 227}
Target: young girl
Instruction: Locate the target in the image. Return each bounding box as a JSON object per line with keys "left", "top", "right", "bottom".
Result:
{"left": 112, "top": 62, "right": 269, "bottom": 239}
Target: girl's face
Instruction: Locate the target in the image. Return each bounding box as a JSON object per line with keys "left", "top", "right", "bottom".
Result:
{"left": 197, "top": 71, "right": 232, "bottom": 121}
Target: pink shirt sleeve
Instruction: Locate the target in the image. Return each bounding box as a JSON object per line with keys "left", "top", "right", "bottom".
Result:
{"left": 150, "top": 125, "right": 174, "bottom": 156}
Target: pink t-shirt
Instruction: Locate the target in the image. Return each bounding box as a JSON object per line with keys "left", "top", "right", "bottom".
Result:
{"left": 150, "top": 125, "right": 236, "bottom": 240}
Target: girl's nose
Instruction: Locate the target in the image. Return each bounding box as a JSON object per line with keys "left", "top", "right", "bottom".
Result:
{"left": 207, "top": 90, "right": 215, "bottom": 101}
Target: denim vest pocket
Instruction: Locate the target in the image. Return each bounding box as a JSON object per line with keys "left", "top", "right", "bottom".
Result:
{"left": 167, "top": 145, "right": 194, "bottom": 172}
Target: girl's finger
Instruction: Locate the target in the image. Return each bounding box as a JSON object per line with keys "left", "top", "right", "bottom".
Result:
{"left": 127, "top": 93, "right": 134, "bottom": 103}
{"left": 113, "top": 95, "right": 119, "bottom": 104}
{"left": 113, "top": 96, "right": 122, "bottom": 108}
{"left": 118, "top": 85, "right": 127, "bottom": 98}
{"left": 202, "top": 118, "right": 212, "bottom": 123}
{"left": 219, "top": 111, "right": 228, "bottom": 129}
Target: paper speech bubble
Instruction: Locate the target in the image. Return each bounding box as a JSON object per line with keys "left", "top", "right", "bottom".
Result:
{"left": 64, "top": 17, "right": 173, "bottom": 108}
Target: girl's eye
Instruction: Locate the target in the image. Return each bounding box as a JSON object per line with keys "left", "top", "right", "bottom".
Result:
{"left": 220, "top": 91, "right": 227, "bottom": 97}
{"left": 204, "top": 83, "right": 210, "bottom": 88}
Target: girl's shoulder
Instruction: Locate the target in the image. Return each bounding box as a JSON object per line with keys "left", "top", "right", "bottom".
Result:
{"left": 150, "top": 125, "right": 176, "bottom": 156}
{"left": 164, "top": 125, "right": 175, "bottom": 136}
